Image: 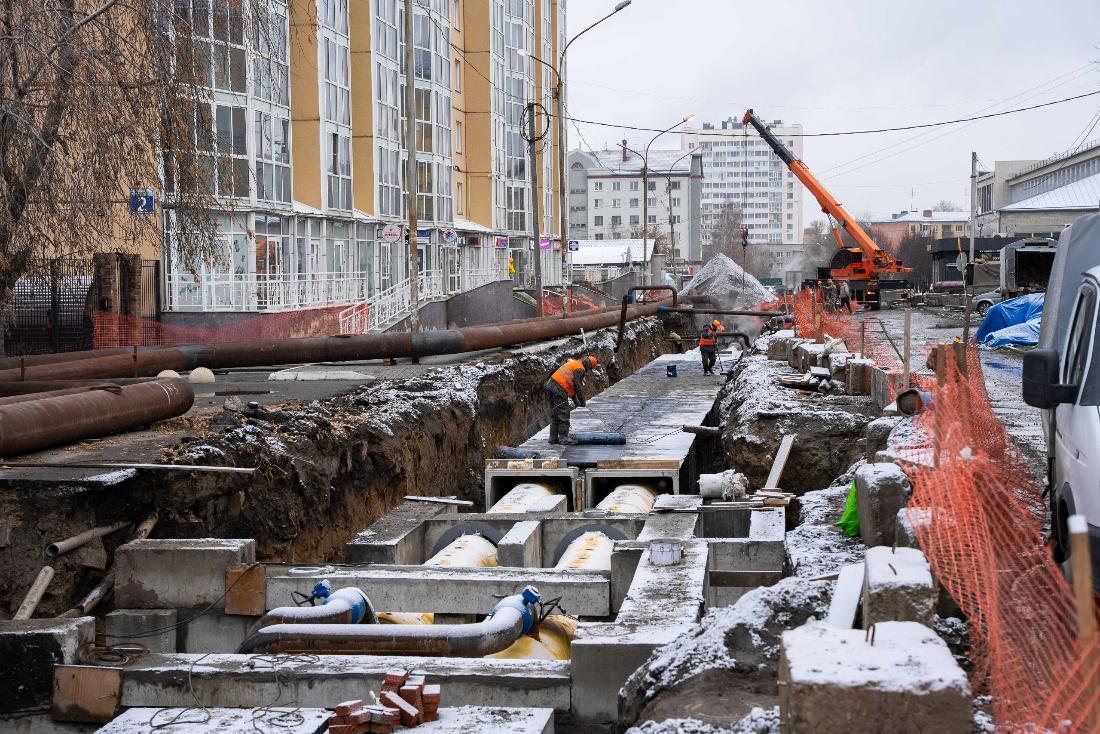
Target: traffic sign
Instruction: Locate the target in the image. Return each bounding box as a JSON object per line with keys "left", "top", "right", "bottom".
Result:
{"left": 955, "top": 252, "right": 968, "bottom": 273}
{"left": 442, "top": 228, "right": 458, "bottom": 244}
{"left": 568, "top": 240, "right": 580, "bottom": 252}
{"left": 129, "top": 188, "right": 155, "bottom": 214}
{"left": 381, "top": 223, "right": 403, "bottom": 243}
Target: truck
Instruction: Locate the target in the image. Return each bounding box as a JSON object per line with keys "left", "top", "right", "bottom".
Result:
{"left": 973, "top": 237, "right": 1058, "bottom": 315}
{"left": 1021, "top": 214, "right": 1100, "bottom": 575}
{"left": 742, "top": 109, "right": 912, "bottom": 309}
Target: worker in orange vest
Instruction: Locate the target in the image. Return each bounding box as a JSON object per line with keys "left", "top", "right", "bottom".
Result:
{"left": 544, "top": 356, "right": 598, "bottom": 445}
{"left": 699, "top": 319, "right": 724, "bottom": 375}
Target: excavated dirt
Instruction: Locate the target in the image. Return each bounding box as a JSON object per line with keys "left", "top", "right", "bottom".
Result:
{"left": 0, "top": 318, "right": 673, "bottom": 617}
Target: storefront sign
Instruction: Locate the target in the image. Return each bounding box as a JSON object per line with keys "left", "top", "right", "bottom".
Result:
{"left": 417, "top": 229, "right": 431, "bottom": 244}
{"left": 495, "top": 236, "right": 509, "bottom": 248}
{"left": 442, "top": 228, "right": 458, "bottom": 245}
{"left": 381, "top": 223, "right": 403, "bottom": 243}
{"left": 568, "top": 240, "right": 580, "bottom": 252}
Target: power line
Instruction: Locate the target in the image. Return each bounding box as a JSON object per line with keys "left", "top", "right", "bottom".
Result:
{"left": 566, "top": 87, "right": 1100, "bottom": 140}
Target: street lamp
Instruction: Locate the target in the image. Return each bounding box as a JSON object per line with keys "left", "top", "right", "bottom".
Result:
{"left": 640, "top": 114, "right": 694, "bottom": 283}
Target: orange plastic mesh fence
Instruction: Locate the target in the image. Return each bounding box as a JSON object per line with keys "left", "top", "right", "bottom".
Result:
{"left": 93, "top": 307, "right": 347, "bottom": 348}
{"left": 815, "top": 302, "right": 1100, "bottom": 731}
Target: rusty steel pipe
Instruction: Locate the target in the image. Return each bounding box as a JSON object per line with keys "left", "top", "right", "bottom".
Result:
{"left": 0, "top": 384, "right": 131, "bottom": 407}
{"left": 0, "top": 378, "right": 155, "bottom": 396}
{"left": 657, "top": 307, "right": 778, "bottom": 317}
{"left": 0, "top": 378, "right": 194, "bottom": 457}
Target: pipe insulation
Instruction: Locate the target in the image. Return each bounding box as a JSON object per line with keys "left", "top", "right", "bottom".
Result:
{"left": 245, "top": 587, "right": 375, "bottom": 638}
{"left": 0, "top": 378, "right": 194, "bottom": 457}
{"left": 45, "top": 521, "right": 129, "bottom": 558}
{"left": 596, "top": 484, "right": 660, "bottom": 514}
{"left": 554, "top": 531, "right": 614, "bottom": 572}
{"left": 424, "top": 534, "right": 498, "bottom": 568}
{"left": 487, "top": 482, "right": 556, "bottom": 514}
{"left": 238, "top": 586, "right": 542, "bottom": 656}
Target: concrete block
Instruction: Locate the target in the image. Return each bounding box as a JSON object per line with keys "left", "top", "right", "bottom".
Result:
{"left": 786, "top": 338, "right": 809, "bottom": 369}
{"left": 115, "top": 539, "right": 255, "bottom": 610}
{"left": 779, "top": 621, "right": 970, "bottom": 734}
{"left": 0, "top": 617, "right": 94, "bottom": 713}
{"left": 826, "top": 351, "right": 850, "bottom": 379}
{"left": 610, "top": 542, "right": 644, "bottom": 613}
{"left": 862, "top": 546, "right": 935, "bottom": 628}
{"left": 895, "top": 507, "right": 930, "bottom": 549}
{"left": 178, "top": 611, "right": 254, "bottom": 653}
{"left": 105, "top": 609, "right": 177, "bottom": 654}
{"left": 854, "top": 462, "right": 911, "bottom": 547}
{"left": 497, "top": 520, "right": 542, "bottom": 567}
{"left": 97, "top": 707, "right": 330, "bottom": 733}
{"left": 1, "top": 714, "right": 96, "bottom": 733}
{"left": 794, "top": 342, "right": 826, "bottom": 373}
{"left": 845, "top": 358, "right": 874, "bottom": 396}
{"left": 870, "top": 367, "right": 907, "bottom": 409}
{"left": 863, "top": 417, "right": 902, "bottom": 459}
{"left": 346, "top": 501, "right": 450, "bottom": 564}
{"left": 766, "top": 331, "right": 795, "bottom": 360}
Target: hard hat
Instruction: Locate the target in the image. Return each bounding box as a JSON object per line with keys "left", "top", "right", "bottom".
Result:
{"left": 711, "top": 319, "right": 722, "bottom": 329}
{"left": 587, "top": 356, "right": 599, "bottom": 368}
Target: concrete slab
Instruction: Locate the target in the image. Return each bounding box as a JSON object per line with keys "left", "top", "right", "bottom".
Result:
{"left": 0, "top": 617, "right": 94, "bottom": 714}
{"left": 105, "top": 609, "right": 177, "bottom": 654}
{"left": 177, "top": 611, "right": 255, "bottom": 654}
{"left": 118, "top": 655, "right": 571, "bottom": 712}
{"left": 862, "top": 546, "right": 935, "bottom": 628}
{"left": 115, "top": 539, "right": 255, "bottom": 610}
{"left": 484, "top": 466, "right": 580, "bottom": 513}
{"left": 779, "top": 621, "right": 970, "bottom": 734}
{"left": 95, "top": 707, "right": 329, "bottom": 733}
{"left": 498, "top": 520, "right": 543, "bottom": 568}
{"left": 264, "top": 564, "right": 611, "bottom": 617}
{"left": 854, "top": 462, "right": 911, "bottom": 547}
{"left": 345, "top": 501, "right": 452, "bottom": 564}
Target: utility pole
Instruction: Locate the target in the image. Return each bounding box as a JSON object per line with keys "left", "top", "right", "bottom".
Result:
{"left": 641, "top": 163, "right": 650, "bottom": 285}
{"left": 556, "top": 75, "right": 568, "bottom": 314}
{"left": 962, "top": 151, "right": 978, "bottom": 346}
{"left": 527, "top": 102, "right": 544, "bottom": 315}
{"left": 404, "top": 0, "right": 421, "bottom": 332}
{"left": 667, "top": 179, "right": 675, "bottom": 284}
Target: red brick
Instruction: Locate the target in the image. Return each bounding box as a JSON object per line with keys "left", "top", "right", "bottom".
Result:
{"left": 328, "top": 725, "right": 355, "bottom": 734}
{"left": 424, "top": 710, "right": 439, "bottom": 722}
{"left": 335, "top": 699, "right": 364, "bottom": 716}
{"left": 368, "top": 724, "right": 394, "bottom": 734}
{"left": 382, "top": 691, "right": 421, "bottom": 727}
{"left": 383, "top": 669, "right": 408, "bottom": 685}
{"left": 405, "top": 674, "right": 426, "bottom": 688}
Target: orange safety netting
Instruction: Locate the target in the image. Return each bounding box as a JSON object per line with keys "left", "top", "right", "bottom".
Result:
{"left": 797, "top": 291, "right": 1099, "bottom": 731}
{"left": 93, "top": 307, "right": 347, "bottom": 348}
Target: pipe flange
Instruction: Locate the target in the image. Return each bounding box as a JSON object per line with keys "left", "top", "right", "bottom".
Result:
{"left": 551, "top": 523, "right": 629, "bottom": 567}
{"left": 430, "top": 522, "right": 506, "bottom": 558}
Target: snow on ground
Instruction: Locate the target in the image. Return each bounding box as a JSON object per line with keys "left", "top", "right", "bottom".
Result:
{"left": 787, "top": 462, "right": 866, "bottom": 578}
{"left": 683, "top": 254, "right": 776, "bottom": 311}
{"left": 626, "top": 707, "right": 779, "bottom": 734}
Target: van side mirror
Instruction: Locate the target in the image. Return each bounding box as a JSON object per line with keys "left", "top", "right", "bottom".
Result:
{"left": 1023, "top": 349, "right": 1078, "bottom": 408}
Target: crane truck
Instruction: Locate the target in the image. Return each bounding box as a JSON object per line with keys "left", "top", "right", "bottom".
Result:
{"left": 742, "top": 109, "right": 912, "bottom": 308}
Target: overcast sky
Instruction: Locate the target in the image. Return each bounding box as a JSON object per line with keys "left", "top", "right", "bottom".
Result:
{"left": 565, "top": 0, "right": 1100, "bottom": 225}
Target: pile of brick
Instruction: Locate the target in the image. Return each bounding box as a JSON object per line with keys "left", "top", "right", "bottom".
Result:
{"left": 327, "top": 669, "right": 441, "bottom": 733}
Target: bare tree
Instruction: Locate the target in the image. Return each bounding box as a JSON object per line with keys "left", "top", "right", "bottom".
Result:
{"left": 0, "top": 0, "right": 231, "bottom": 353}
{"left": 933, "top": 200, "right": 961, "bottom": 212}
{"left": 630, "top": 226, "right": 669, "bottom": 259}
{"left": 897, "top": 230, "right": 934, "bottom": 289}
{"left": 702, "top": 202, "right": 744, "bottom": 260}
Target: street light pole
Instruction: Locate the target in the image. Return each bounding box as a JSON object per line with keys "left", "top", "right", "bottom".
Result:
{"left": 404, "top": 0, "right": 421, "bottom": 332}
{"left": 527, "top": 101, "right": 544, "bottom": 316}
{"left": 641, "top": 114, "right": 695, "bottom": 284}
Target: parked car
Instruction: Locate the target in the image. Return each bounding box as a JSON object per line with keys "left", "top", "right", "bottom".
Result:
{"left": 1022, "top": 213, "right": 1100, "bottom": 571}
{"left": 974, "top": 288, "right": 1003, "bottom": 316}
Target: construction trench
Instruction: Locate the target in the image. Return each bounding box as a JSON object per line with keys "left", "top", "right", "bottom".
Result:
{"left": 0, "top": 284, "right": 981, "bottom": 733}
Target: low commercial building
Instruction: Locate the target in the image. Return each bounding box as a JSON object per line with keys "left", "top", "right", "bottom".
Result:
{"left": 870, "top": 210, "right": 971, "bottom": 249}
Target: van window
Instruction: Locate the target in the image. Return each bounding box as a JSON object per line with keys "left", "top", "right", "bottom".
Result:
{"left": 1067, "top": 283, "right": 1097, "bottom": 403}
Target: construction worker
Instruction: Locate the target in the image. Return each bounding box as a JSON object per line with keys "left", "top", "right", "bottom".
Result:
{"left": 838, "top": 280, "right": 852, "bottom": 313}
{"left": 824, "top": 279, "right": 838, "bottom": 312}
{"left": 545, "top": 356, "right": 598, "bottom": 445}
{"left": 699, "top": 319, "right": 724, "bottom": 375}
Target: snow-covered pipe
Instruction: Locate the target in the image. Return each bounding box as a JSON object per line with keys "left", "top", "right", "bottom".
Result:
{"left": 487, "top": 482, "right": 556, "bottom": 514}
{"left": 488, "top": 614, "right": 578, "bottom": 661}
{"left": 238, "top": 586, "right": 542, "bottom": 656}
{"left": 554, "top": 531, "right": 615, "bottom": 572}
{"left": 245, "top": 587, "right": 375, "bottom": 638}
{"left": 596, "top": 484, "right": 660, "bottom": 514}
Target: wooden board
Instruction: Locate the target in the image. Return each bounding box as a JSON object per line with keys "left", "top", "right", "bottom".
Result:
{"left": 762, "top": 434, "right": 796, "bottom": 491}
{"left": 52, "top": 665, "right": 121, "bottom": 723}
{"left": 225, "top": 564, "right": 266, "bottom": 617}
{"left": 596, "top": 459, "right": 680, "bottom": 470}
{"left": 825, "top": 563, "right": 865, "bottom": 629}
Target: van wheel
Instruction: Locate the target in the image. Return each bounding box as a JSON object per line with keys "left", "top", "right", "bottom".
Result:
{"left": 1052, "top": 496, "right": 1070, "bottom": 564}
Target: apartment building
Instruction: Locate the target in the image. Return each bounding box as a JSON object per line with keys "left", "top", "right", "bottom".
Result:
{"left": 870, "top": 210, "right": 971, "bottom": 249}
{"left": 161, "top": 0, "right": 564, "bottom": 331}
{"left": 680, "top": 117, "right": 804, "bottom": 247}
{"left": 567, "top": 144, "right": 704, "bottom": 264}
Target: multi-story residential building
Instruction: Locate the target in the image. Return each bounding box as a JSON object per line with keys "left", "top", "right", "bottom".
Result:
{"left": 977, "top": 140, "right": 1100, "bottom": 238}
{"left": 680, "top": 117, "right": 804, "bottom": 247}
{"left": 161, "top": 0, "right": 565, "bottom": 331}
{"left": 566, "top": 144, "right": 703, "bottom": 264}
{"left": 870, "top": 210, "right": 971, "bottom": 249}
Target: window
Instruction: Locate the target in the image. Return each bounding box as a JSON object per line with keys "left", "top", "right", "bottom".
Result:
{"left": 594, "top": 215, "right": 603, "bottom": 226}
{"left": 629, "top": 215, "right": 639, "bottom": 225}
{"left": 595, "top": 233, "right": 604, "bottom": 240}
{"left": 456, "top": 181, "right": 464, "bottom": 215}
{"left": 629, "top": 198, "right": 639, "bottom": 208}
{"left": 669, "top": 181, "right": 681, "bottom": 190}
{"left": 326, "top": 132, "right": 352, "bottom": 209}
{"left": 593, "top": 181, "right": 603, "bottom": 191}
{"left": 322, "top": 37, "right": 350, "bottom": 125}
{"left": 202, "top": 103, "right": 249, "bottom": 197}
{"left": 629, "top": 181, "right": 639, "bottom": 191}
{"left": 593, "top": 198, "right": 602, "bottom": 208}
{"left": 611, "top": 215, "right": 622, "bottom": 226}
{"left": 671, "top": 197, "right": 681, "bottom": 207}
{"left": 612, "top": 199, "right": 621, "bottom": 208}
{"left": 647, "top": 181, "right": 656, "bottom": 191}
{"left": 647, "top": 197, "right": 656, "bottom": 207}
{"left": 454, "top": 59, "right": 462, "bottom": 91}
{"left": 1064, "top": 284, "right": 1096, "bottom": 387}
{"left": 255, "top": 111, "right": 291, "bottom": 202}
{"left": 648, "top": 215, "right": 657, "bottom": 224}
{"left": 612, "top": 181, "right": 621, "bottom": 191}
{"left": 672, "top": 215, "right": 681, "bottom": 224}
{"left": 455, "top": 120, "right": 463, "bottom": 153}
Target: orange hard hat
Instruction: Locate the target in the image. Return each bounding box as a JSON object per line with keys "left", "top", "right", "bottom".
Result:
{"left": 711, "top": 319, "right": 722, "bottom": 329}
{"left": 587, "top": 356, "right": 598, "bottom": 368}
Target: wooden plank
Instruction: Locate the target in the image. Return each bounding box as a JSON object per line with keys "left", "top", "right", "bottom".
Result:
{"left": 709, "top": 570, "right": 784, "bottom": 588}
{"left": 596, "top": 459, "right": 680, "bottom": 470}
{"left": 404, "top": 496, "right": 474, "bottom": 506}
{"left": 225, "top": 563, "right": 266, "bottom": 617}
{"left": 825, "top": 563, "right": 864, "bottom": 629}
{"left": 762, "top": 434, "right": 796, "bottom": 491}
{"left": 52, "top": 665, "right": 121, "bottom": 723}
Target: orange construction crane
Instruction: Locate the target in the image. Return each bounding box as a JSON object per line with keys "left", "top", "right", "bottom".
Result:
{"left": 742, "top": 109, "right": 911, "bottom": 308}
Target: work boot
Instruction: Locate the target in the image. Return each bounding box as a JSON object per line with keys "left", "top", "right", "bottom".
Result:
{"left": 559, "top": 436, "right": 579, "bottom": 445}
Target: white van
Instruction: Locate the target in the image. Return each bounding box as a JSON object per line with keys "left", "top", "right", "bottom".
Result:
{"left": 1023, "top": 213, "right": 1100, "bottom": 567}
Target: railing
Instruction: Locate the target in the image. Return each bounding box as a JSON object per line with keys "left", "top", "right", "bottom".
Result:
{"left": 165, "top": 272, "right": 371, "bottom": 312}
{"left": 462, "top": 268, "right": 508, "bottom": 292}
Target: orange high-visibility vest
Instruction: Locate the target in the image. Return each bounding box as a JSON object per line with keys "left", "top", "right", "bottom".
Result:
{"left": 699, "top": 326, "right": 717, "bottom": 348}
{"left": 551, "top": 359, "right": 585, "bottom": 396}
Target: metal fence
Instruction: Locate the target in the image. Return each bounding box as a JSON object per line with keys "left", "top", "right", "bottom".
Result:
{"left": 8, "top": 259, "right": 96, "bottom": 355}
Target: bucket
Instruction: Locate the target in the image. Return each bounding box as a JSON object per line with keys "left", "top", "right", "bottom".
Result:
{"left": 666, "top": 365, "right": 678, "bottom": 378}
{"left": 650, "top": 539, "right": 683, "bottom": 566}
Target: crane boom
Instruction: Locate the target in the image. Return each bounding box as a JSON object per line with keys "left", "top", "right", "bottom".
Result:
{"left": 741, "top": 109, "right": 909, "bottom": 276}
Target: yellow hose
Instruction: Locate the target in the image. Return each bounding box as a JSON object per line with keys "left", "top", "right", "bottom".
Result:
{"left": 596, "top": 484, "right": 659, "bottom": 514}
{"left": 377, "top": 534, "right": 498, "bottom": 625}
{"left": 488, "top": 482, "right": 556, "bottom": 513}
{"left": 554, "top": 531, "right": 614, "bottom": 572}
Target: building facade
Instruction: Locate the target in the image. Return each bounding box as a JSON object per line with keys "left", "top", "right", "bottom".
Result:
{"left": 161, "top": 0, "right": 565, "bottom": 331}
{"left": 870, "top": 210, "right": 971, "bottom": 249}
{"left": 566, "top": 145, "right": 704, "bottom": 265}
{"left": 679, "top": 117, "right": 804, "bottom": 247}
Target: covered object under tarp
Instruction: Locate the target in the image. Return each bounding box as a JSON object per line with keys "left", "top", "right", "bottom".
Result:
{"left": 975, "top": 292, "right": 1044, "bottom": 348}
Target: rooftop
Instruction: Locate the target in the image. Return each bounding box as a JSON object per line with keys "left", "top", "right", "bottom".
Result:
{"left": 1000, "top": 172, "right": 1100, "bottom": 212}
{"left": 569, "top": 238, "right": 647, "bottom": 266}
{"left": 875, "top": 210, "right": 971, "bottom": 223}
{"left": 581, "top": 148, "right": 696, "bottom": 176}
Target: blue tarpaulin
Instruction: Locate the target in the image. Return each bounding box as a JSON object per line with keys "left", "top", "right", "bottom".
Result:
{"left": 975, "top": 292, "right": 1045, "bottom": 348}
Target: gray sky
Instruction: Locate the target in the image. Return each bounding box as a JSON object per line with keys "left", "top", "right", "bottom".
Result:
{"left": 565, "top": 0, "right": 1100, "bottom": 225}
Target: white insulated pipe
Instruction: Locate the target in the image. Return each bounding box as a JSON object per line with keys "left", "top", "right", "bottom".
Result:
{"left": 487, "top": 482, "right": 556, "bottom": 514}
{"left": 424, "top": 534, "right": 498, "bottom": 568}
{"left": 554, "top": 531, "right": 614, "bottom": 572}
{"left": 46, "top": 521, "right": 128, "bottom": 558}
{"left": 596, "top": 484, "right": 660, "bottom": 514}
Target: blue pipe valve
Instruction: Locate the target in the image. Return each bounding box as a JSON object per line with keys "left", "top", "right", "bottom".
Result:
{"left": 491, "top": 584, "right": 542, "bottom": 634}
{"left": 311, "top": 580, "right": 333, "bottom": 601}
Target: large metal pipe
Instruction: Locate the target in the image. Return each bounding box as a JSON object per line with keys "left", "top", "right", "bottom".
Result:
{"left": 554, "top": 531, "right": 614, "bottom": 572}
{"left": 0, "top": 378, "right": 155, "bottom": 396}
{"left": 0, "top": 300, "right": 674, "bottom": 382}
{"left": 246, "top": 587, "right": 375, "bottom": 638}
{"left": 238, "top": 586, "right": 541, "bottom": 656}
{"left": 45, "top": 521, "right": 129, "bottom": 558}
{"left": 423, "top": 534, "right": 498, "bottom": 567}
{"left": 0, "top": 378, "right": 194, "bottom": 456}
{"left": 658, "top": 307, "right": 778, "bottom": 317}
{"left": 596, "top": 484, "right": 659, "bottom": 514}
{"left": 487, "top": 482, "right": 556, "bottom": 514}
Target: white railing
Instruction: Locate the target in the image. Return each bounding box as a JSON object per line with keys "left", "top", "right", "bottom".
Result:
{"left": 461, "top": 267, "right": 508, "bottom": 292}
{"left": 165, "top": 272, "right": 371, "bottom": 312}
{"left": 336, "top": 270, "right": 447, "bottom": 333}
